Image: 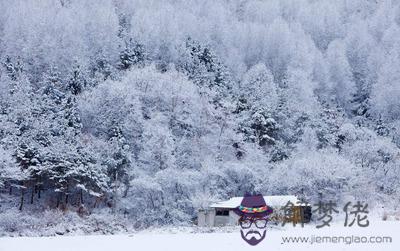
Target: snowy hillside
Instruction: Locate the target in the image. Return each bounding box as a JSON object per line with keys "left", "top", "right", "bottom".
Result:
{"left": 0, "top": 0, "right": 400, "bottom": 236}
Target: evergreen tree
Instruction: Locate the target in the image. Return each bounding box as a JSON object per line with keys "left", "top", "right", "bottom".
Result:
{"left": 68, "top": 64, "right": 87, "bottom": 95}
{"left": 178, "top": 37, "right": 232, "bottom": 107}
{"left": 104, "top": 124, "right": 131, "bottom": 210}
{"left": 118, "top": 39, "right": 146, "bottom": 70}
{"left": 2, "top": 56, "right": 23, "bottom": 81}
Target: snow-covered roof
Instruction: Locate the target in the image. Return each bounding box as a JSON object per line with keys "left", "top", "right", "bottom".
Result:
{"left": 209, "top": 195, "right": 300, "bottom": 208}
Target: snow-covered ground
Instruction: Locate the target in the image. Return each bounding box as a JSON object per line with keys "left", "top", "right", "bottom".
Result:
{"left": 0, "top": 220, "right": 398, "bottom": 251}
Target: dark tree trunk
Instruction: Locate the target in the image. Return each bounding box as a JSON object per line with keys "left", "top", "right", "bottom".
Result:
{"left": 30, "top": 187, "right": 34, "bottom": 204}
{"left": 37, "top": 177, "right": 42, "bottom": 199}
{"left": 56, "top": 194, "right": 61, "bottom": 208}
{"left": 123, "top": 186, "right": 129, "bottom": 198}
{"left": 19, "top": 189, "right": 25, "bottom": 211}
{"left": 80, "top": 189, "right": 83, "bottom": 205}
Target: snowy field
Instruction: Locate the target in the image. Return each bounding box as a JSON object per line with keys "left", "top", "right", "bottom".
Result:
{"left": 0, "top": 221, "right": 398, "bottom": 251}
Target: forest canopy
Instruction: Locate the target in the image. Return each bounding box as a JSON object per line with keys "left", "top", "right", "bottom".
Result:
{"left": 0, "top": 0, "right": 399, "bottom": 228}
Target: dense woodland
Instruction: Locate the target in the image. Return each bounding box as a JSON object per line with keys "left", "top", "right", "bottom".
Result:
{"left": 0, "top": 0, "right": 400, "bottom": 229}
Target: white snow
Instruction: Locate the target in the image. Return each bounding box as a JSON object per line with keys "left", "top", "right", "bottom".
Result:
{"left": 2, "top": 220, "right": 397, "bottom": 251}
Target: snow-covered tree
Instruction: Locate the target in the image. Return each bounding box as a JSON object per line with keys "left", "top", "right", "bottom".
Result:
{"left": 0, "top": 0, "right": 400, "bottom": 230}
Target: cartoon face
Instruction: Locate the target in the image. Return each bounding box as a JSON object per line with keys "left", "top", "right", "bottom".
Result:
{"left": 239, "top": 216, "right": 268, "bottom": 246}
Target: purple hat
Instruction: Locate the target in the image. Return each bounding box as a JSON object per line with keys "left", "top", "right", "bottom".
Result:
{"left": 233, "top": 194, "right": 273, "bottom": 217}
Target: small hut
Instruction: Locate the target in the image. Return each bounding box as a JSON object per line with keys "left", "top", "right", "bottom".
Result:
{"left": 197, "top": 195, "right": 311, "bottom": 227}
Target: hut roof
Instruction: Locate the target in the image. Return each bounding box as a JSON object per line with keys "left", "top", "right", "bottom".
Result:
{"left": 209, "top": 195, "right": 301, "bottom": 208}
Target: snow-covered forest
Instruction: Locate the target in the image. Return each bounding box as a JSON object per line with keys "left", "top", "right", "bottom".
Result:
{"left": 0, "top": 0, "right": 400, "bottom": 233}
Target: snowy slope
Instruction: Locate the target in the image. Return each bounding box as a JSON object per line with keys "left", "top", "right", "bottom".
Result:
{"left": 0, "top": 221, "right": 398, "bottom": 251}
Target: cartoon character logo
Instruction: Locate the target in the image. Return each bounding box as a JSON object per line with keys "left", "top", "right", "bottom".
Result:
{"left": 233, "top": 194, "right": 273, "bottom": 246}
